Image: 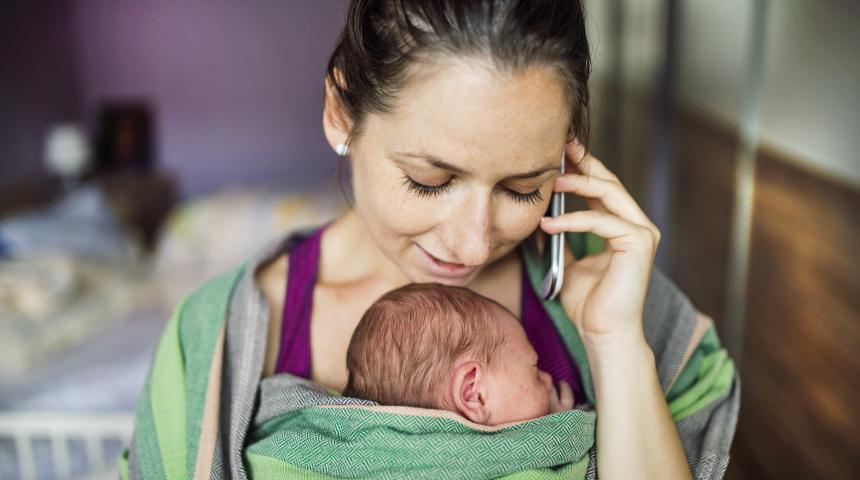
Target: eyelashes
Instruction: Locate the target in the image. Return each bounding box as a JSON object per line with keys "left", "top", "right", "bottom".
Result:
{"left": 401, "top": 176, "right": 544, "bottom": 205}
{"left": 402, "top": 176, "right": 450, "bottom": 198}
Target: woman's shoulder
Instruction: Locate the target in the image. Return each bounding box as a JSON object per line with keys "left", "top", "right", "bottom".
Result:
{"left": 255, "top": 251, "right": 289, "bottom": 305}
{"left": 640, "top": 264, "right": 733, "bottom": 398}
{"left": 175, "top": 227, "right": 316, "bottom": 322}
{"left": 252, "top": 224, "right": 326, "bottom": 312}
{"left": 178, "top": 226, "right": 319, "bottom": 378}
{"left": 251, "top": 226, "right": 322, "bottom": 377}
{"left": 257, "top": 252, "right": 289, "bottom": 378}
{"left": 642, "top": 264, "right": 702, "bottom": 342}
{"left": 641, "top": 264, "right": 705, "bottom": 350}
{"left": 249, "top": 225, "right": 326, "bottom": 301}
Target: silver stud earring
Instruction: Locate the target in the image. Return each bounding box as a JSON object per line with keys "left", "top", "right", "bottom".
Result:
{"left": 335, "top": 143, "right": 349, "bottom": 156}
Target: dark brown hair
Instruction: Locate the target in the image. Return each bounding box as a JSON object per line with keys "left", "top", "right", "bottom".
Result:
{"left": 324, "top": 0, "right": 591, "bottom": 151}
{"left": 343, "top": 283, "right": 508, "bottom": 408}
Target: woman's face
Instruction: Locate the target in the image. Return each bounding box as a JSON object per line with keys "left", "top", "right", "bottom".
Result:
{"left": 344, "top": 59, "right": 570, "bottom": 286}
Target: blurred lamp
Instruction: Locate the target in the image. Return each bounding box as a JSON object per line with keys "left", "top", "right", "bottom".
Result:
{"left": 44, "top": 124, "right": 91, "bottom": 180}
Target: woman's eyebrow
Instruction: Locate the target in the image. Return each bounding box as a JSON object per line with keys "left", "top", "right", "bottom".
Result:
{"left": 392, "top": 151, "right": 559, "bottom": 179}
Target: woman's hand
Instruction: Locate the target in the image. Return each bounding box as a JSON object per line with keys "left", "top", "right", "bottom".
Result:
{"left": 539, "top": 141, "right": 661, "bottom": 350}
{"left": 540, "top": 142, "right": 692, "bottom": 479}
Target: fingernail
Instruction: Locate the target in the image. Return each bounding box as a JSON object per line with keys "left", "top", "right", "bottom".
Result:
{"left": 541, "top": 216, "right": 553, "bottom": 223}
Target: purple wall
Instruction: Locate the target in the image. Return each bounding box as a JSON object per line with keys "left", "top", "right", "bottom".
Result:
{"left": 0, "top": 1, "right": 81, "bottom": 192}
{"left": 72, "top": 0, "right": 347, "bottom": 198}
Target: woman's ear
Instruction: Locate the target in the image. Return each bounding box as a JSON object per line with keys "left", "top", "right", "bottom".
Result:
{"left": 450, "top": 361, "right": 492, "bottom": 424}
{"left": 322, "top": 69, "right": 352, "bottom": 152}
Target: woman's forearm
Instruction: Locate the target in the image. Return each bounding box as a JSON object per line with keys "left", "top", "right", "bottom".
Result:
{"left": 586, "top": 331, "right": 693, "bottom": 480}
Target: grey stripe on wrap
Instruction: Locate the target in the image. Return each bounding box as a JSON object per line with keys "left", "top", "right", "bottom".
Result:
{"left": 217, "top": 231, "right": 316, "bottom": 479}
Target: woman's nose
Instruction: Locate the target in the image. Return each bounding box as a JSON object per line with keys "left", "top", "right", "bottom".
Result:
{"left": 445, "top": 193, "right": 493, "bottom": 265}
{"left": 444, "top": 199, "right": 492, "bottom": 266}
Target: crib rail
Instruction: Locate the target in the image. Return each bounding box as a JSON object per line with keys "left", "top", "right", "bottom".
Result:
{"left": 0, "top": 411, "right": 133, "bottom": 480}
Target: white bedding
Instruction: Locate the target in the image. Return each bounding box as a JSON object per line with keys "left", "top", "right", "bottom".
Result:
{"left": 0, "top": 254, "right": 160, "bottom": 379}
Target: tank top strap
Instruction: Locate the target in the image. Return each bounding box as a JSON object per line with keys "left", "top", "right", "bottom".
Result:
{"left": 275, "top": 225, "right": 328, "bottom": 377}
{"left": 519, "top": 255, "right": 586, "bottom": 405}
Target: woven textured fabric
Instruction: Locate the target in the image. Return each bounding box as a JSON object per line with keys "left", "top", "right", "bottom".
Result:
{"left": 245, "top": 375, "right": 596, "bottom": 479}
{"left": 120, "top": 227, "right": 740, "bottom": 480}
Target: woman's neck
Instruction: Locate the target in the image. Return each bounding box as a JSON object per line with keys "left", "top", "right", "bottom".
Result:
{"left": 318, "top": 209, "right": 523, "bottom": 314}
{"left": 319, "top": 210, "right": 411, "bottom": 289}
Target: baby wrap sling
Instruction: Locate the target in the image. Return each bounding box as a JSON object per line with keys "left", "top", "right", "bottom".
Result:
{"left": 278, "top": 224, "right": 588, "bottom": 405}
{"left": 120, "top": 227, "right": 740, "bottom": 479}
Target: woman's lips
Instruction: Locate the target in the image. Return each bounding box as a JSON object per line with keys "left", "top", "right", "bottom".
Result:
{"left": 415, "top": 244, "right": 478, "bottom": 279}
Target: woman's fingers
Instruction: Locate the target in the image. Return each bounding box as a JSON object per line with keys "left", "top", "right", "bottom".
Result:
{"left": 561, "top": 143, "right": 657, "bottom": 237}
{"left": 541, "top": 210, "right": 659, "bottom": 254}
{"left": 558, "top": 380, "right": 574, "bottom": 410}
{"left": 554, "top": 174, "right": 657, "bottom": 238}
{"left": 585, "top": 197, "right": 608, "bottom": 214}
{"left": 548, "top": 383, "right": 561, "bottom": 412}
{"left": 557, "top": 143, "right": 662, "bottom": 249}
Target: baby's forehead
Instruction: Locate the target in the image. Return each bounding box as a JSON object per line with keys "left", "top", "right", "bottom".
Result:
{"left": 487, "top": 305, "right": 535, "bottom": 353}
{"left": 461, "top": 301, "right": 518, "bottom": 334}
{"left": 373, "top": 284, "right": 524, "bottom": 347}
{"left": 485, "top": 302, "right": 520, "bottom": 326}
{"left": 418, "top": 292, "right": 515, "bottom": 335}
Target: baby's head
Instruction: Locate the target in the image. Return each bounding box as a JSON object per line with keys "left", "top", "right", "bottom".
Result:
{"left": 343, "top": 283, "right": 562, "bottom": 426}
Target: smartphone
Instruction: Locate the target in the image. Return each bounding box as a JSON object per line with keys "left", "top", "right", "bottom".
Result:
{"left": 541, "top": 149, "right": 566, "bottom": 301}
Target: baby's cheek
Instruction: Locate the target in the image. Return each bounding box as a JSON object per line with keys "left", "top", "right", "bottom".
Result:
{"left": 528, "top": 382, "right": 550, "bottom": 417}
{"left": 520, "top": 384, "right": 542, "bottom": 416}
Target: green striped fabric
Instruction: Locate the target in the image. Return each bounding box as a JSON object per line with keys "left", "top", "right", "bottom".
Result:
{"left": 246, "top": 406, "right": 595, "bottom": 479}
{"left": 119, "top": 230, "right": 738, "bottom": 479}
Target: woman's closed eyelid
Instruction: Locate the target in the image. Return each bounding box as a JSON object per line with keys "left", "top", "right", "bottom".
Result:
{"left": 401, "top": 174, "right": 545, "bottom": 205}
{"left": 401, "top": 176, "right": 452, "bottom": 198}
{"left": 402, "top": 168, "right": 451, "bottom": 184}
{"left": 400, "top": 166, "right": 546, "bottom": 189}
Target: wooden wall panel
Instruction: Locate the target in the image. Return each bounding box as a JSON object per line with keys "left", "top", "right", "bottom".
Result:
{"left": 671, "top": 109, "right": 860, "bottom": 479}
{"left": 673, "top": 111, "right": 738, "bottom": 332}
{"left": 733, "top": 148, "right": 860, "bottom": 479}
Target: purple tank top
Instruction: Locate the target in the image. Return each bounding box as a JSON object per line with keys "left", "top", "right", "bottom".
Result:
{"left": 275, "top": 225, "right": 585, "bottom": 405}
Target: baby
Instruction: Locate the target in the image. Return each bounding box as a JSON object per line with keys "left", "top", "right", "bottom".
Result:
{"left": 343, "top": 283, "right": 574, "bottom": 426}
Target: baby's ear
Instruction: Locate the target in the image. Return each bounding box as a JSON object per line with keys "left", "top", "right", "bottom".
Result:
{"left": 450, "top": 361, "right": 491, "bottom": 424}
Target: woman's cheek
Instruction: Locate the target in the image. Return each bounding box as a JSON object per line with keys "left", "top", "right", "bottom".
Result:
{"left": 353, "top": 163, "right": 420, "bottom": 232}
{"left": 371, "top": 178, "right": 444, "bottom": 236}
{"left": 495, "top": 202, "right": 545, "bottom": 243}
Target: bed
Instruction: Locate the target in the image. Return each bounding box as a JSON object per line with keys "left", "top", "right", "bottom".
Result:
{"left": 0, "top": 183, "right": 339, "bottom": 479}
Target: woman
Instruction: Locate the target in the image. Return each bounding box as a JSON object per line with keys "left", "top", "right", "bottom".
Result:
{"left": 122, "top": 1, "right": 739, "bottom": 479}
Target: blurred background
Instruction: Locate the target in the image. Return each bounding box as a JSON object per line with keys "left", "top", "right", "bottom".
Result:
{"left": 0, "top": 1, "right": 856, "bottom": 479}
